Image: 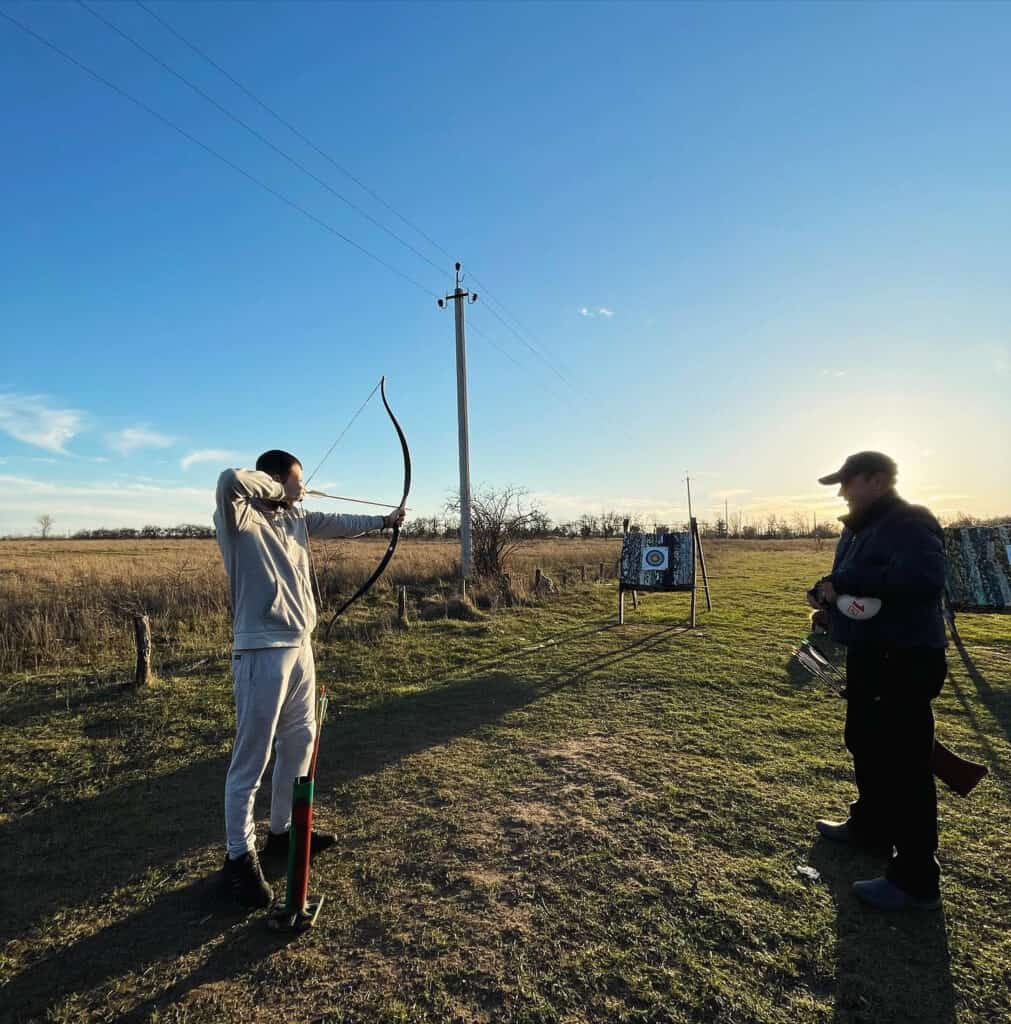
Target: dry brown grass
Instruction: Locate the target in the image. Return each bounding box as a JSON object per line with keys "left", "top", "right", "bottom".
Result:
{"left": 0, "top": 537, "right": 625, "bottom": 675}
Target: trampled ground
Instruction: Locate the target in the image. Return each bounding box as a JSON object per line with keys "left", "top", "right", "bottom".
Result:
{"left": 1, "top": 543, "right": 1008, "bottom": 1023}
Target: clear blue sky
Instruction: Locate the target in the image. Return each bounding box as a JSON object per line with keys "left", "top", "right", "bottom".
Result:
{"left": 1, "top": 0, "right": 1008, "bottom": 535}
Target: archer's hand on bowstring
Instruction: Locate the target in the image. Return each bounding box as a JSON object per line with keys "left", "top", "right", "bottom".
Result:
{"left": 382, "top": 505, "right": 407, "bottom": 531}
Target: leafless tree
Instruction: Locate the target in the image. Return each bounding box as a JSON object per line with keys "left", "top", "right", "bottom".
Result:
{"left": 791, "top": 511, "right": 810, "bottom": 538}
{"left": 446, "top": 486, "right": 546, "bottom": 577}
{"left": 599, "top": 511, "right": 623, "bottom": 539}
{"left": 36, "top": 513, "right": 54, "bottom": 539}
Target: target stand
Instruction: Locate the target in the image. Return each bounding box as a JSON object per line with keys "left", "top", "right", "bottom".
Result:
{"left": 618, "top": 517, "right": 711, "bottom": 627}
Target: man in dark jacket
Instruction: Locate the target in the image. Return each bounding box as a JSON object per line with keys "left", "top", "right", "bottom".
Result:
{"left": 808, "top": 451, "right": 948, "bottom": 911}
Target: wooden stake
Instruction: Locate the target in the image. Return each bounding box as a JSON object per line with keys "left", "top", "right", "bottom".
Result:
{"left": 397, "top": 585, "right": 408, "bottom": 624}
{"left": 580, "top": 565, "right": 586, "bottom": 583}
{"left": 132, "top": 614, "right": 151, "bottom": 687}
{"left": 694, "top": 517, "right": 713, "bottom": 611}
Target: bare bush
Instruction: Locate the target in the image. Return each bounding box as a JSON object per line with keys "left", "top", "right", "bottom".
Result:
{"left": 445, "top": 487, "right": 548, "bottom": 578}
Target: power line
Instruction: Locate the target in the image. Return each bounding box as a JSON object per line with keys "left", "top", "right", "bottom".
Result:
{"left": 472, "top": 292, "right": 574, "bottom": 389}
{"left": 466, "top": 320, "right": 525, "bottom": 371}
{"left": 467, "top": 270, "right": 563, "bottom": 367}
{"left": 78, "top": 0, "right": 445, "bottom": 284}
{"left": 134, "top": 0, "right": 454, "bottom": 266}
{"left": 1, "top": 7, "right": 438, "bottom": 299}
{"left": 467, "top": 320, "right": 576, "bottom": 410}
{"left": 135, "top": 0, "right": 574, "bottom": 385}
{"left": 11, "top": 2, "right": 577, "bottom": 390}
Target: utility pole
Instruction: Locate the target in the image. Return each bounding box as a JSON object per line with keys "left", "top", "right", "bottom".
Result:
{"left": 438, "top": 263, "right": 477, "bottom": 582}
{"left": 725, "top": 498, "right": 729, "bottom": 537}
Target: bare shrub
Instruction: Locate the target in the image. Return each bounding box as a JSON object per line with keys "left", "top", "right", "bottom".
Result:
{"left": 445, "top": 487, "right": 548, "bottom": 578}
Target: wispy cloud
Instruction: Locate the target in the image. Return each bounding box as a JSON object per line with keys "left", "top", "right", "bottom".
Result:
{"left": 0, "top": 473, "right": 215, "bottom": 534}
{"left": 181, "top": 449, "right": 240, "bottom": 471}
{"left": 0, "top": 393, "right": 84, "bottom": 453}
{"left": 598, "top": 307, "right": 615, "bottom": 318}
{"left": 578, "top": 307, "right": 616, "bottom": 319}
{"left": 0, "top": 473, "right": 208, "bottom": 498}
{"left": 107, "top": 426, "right": 177, "bottom": 454}
{"left": 579, "top": 307, "right": 594, "bottom": 318}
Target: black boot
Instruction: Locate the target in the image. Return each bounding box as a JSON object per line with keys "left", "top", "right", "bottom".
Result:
{"left": 262, "top": 828, "right": 338, "bottom": 860}
{"left": 815, "top": 818, "right": 892, "bottom": 854}
{"left": 217, "top": 851, "right": 273, "bottom": 909}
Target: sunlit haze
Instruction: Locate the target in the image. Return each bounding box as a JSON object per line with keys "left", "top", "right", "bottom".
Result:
{"left": 2, "top": 1, "right": 1008, "bottom": 535}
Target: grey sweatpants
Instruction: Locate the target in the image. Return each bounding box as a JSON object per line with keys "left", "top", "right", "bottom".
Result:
{"left": 224, "top": 640, "right": 316, "bottom": 858}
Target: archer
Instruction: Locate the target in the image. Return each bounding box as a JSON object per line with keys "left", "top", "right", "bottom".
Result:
{"left": 213, "top": 448, "right": 406, "bottom": 909}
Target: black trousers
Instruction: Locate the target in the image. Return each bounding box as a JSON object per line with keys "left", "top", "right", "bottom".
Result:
{"left": 844, "top": 645, "right": 947, "bottom": 897}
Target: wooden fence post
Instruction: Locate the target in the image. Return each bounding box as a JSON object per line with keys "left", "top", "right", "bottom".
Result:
{"left": 534, "top": 567, "right": 542, "bottom": 592}
{"left": 132, "top": 614, "right": 152, "bottom": 687}
{"left": 580, "top": 565, "right": 587, "bottom": 583}
{"left": 598, "top": 562, "right": 605, "bottom": 582}
{"left": 561, "top": 569, "right": 568, "bottom": 588}
{"left": 397, "top": 585, "right": 408, "bottom": 624}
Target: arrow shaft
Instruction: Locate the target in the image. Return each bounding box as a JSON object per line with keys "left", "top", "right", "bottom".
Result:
{"left": 305, "top": 489, "right": 409, "bottom": 511}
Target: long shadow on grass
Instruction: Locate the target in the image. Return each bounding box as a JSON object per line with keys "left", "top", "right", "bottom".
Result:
{"left": 808, "top": 839, "right": 956, "bottom": 1024}
{"left": 0, "top": 677, "right": 133, "bottom": 730}
{"left": 0, "top": 652, "right": 628, "bottom": 1022}
{"left": 0, "top": 622, "right": 693, "bottom": 1020}
{"left": 0, "top": 877, "right": 262, "bottom": 1024}
{"left": 534, "top": 623, "right": 692, "bottom": 694}
{"left": 948, "top": 622, "right": 1011, "bottom": 748}
{"left": 369, "top": 617, "right": 623, "bottom": 692}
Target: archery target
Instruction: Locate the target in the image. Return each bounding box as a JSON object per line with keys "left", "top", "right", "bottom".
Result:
{"left": 642, "top": 546, "right": 669, "bottom": 571}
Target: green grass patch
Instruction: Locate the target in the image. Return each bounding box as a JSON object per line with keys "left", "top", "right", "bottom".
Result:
{"left": 1, "top": 544, "right": 1008, "bottom": 1023}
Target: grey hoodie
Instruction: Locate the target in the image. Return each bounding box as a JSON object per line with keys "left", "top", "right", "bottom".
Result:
{"left": 214, "top": 468, "right": 384, "bottom": 650}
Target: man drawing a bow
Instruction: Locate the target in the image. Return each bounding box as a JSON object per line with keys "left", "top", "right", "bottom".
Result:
{"left": 213, "top": 449, "right": 406, "bottom": 909}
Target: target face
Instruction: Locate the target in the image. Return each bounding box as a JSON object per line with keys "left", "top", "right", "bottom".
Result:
{"left": 642, "top": 546, "right": 669, "bottom": 571}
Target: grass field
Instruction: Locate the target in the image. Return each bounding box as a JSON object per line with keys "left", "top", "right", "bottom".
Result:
{"left": 0, "top": 537, "right": 621, "bottom": 674}
{"left": 1, "top": 541, "right": 1008, "bottom": 1023}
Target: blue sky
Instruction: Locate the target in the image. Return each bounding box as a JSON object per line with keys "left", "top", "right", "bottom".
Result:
{"left": 1, "top": 0, "right": 1008, "bottom": 535}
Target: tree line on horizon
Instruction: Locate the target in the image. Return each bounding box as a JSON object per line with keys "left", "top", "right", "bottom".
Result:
{"left": 9, "top": 506, "right": 1007, "bottom": 542}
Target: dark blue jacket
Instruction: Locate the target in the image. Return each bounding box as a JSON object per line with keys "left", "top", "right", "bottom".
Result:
{"left": 827, "top": 493, "right": 947, "bottom": 650}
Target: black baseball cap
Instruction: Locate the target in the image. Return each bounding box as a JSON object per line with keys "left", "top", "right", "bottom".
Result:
{"left": 818, "top": 451, "right": 898, "bottom": 486}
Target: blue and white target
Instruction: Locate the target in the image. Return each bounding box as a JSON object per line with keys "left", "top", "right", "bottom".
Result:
{"left": 642, "top": 546, "right": 669, "bottom": 571}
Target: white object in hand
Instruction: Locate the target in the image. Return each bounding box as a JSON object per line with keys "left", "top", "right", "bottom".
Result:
{"left": 836, "top": 594, "right": 882, "bottom": 620}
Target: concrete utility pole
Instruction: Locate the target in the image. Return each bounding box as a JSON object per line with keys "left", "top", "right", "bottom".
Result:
{"left": 438, "top": 263, "right": 477, "bottom": 581}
